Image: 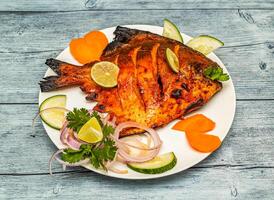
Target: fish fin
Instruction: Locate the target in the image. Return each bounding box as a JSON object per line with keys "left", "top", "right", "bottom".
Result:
{"left": 39, "top": 76, "right": 59, "bottom": 92}
{"left": 102, "top": 26, "right": 143, "bottom": 57}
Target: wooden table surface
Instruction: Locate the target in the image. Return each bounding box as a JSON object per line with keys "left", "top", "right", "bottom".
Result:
{"left": 0, "top": 0, "right": 274, "bottom": 199}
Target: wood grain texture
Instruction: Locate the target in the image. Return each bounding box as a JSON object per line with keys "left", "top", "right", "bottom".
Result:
{"left": 0, "top": 101, "right": 273, "bottom": 174}
{"left": 1, "top": 10, "right": 274, "bottom": 53}
{"left": 1, "top": 0, "right": 274, "bottom": 11}
{"left": 1, "top": 168, "right": 274, "bottom": 199}
{"left": 0, "top": 10, "right": 273, "bottom": 102}
{"left": 0, "top": 1, "right": 274, "bottom": 199}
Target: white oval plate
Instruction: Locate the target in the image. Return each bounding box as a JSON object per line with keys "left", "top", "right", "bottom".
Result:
{"left": 39, "top": 25, "right": 236, "bottom": 179}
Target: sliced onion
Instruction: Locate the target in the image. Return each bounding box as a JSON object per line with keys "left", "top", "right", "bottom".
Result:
{"left": 116, "top": 154, "right": 127, "bottom": 163}
{"left": 107, "top": 165, "right": 128, "bottom": 174}
{"left": 66, "top": 134, "right": 81, "bottom": 150}
{"left": 60, "top": 121, "right": 69, "bottom": 144}
{"left": 113, "top": 122, "right": 162, "bottom": 163}
{"left": 49, "top": 149, "right": 90, "bottom": 175}
{"left": 105, "top": 153, "right": 128, "bottom": 174}
{"left": 144, "top": 132, "right": 152, "bottom": 147}
{"left": 60, "top": 121, "right": 87, "bottom": 149}
{"left": 72, "top": 131, "right": 89, "bottom": 144}
{"left": 120, "top": 138, "right": 150, "bottom": 157}
{"left": 116, "top": 139, "right": 161, "bottom": 151}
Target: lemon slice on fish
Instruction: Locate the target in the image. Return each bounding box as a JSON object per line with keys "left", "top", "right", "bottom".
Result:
{"left": 166, "top": 48, "right": 179, "bottom": 73}
{"left": 78, "top": 117, "right": 103, "bottom": 143}
{"left": 91, "top": 61, "right": 119, "bottom": 88}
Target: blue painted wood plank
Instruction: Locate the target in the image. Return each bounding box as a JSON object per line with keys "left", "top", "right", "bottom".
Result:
{"left": 0, "top": 167, "right": 273, "bottom": 199}
{"left": 1, "top": 10, "right": 273, "bottom": 53}
{"left": 0, "top": 101, "right": 273, "bottom": 174}
{"left": 0, "top": 3, "right": 273, "bottom": 199}
{"left": 0, "top": 0, "right": 274, "bottom": 11}
{"left": 0, "top": 10, "right": 273, "bottom": 102}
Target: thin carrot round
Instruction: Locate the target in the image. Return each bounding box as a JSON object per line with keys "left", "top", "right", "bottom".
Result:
{"left": 172, "top": 114, "right": 215, "bottom": 132}
{"left": 185, "top": 131, "right": 221, "bottom": 153}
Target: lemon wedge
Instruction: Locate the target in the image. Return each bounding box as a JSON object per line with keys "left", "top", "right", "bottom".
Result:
{"left": 78, "top": 117, "right": 103, "bottom": 143}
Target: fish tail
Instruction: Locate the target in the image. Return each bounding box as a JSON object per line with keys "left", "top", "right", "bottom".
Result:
{"left": 39, "top": 76, "right": 60, "bottom": 92}
{"left": 40, "top": 58, "right": 84, "bottom": 92}
{"left": 45, "top": 58, "right": 67, "bottom": 75}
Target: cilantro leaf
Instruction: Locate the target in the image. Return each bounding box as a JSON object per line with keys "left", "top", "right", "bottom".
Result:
{"left": 204, "top": 66, "right": 230, "bottom": 82}
{"left": 102, "top": 124, "right": 115, "bottom": 137}
{"left": 62, "top": 108, "right": 117, "bottom": 170}
{"left": 66, "top": 108, "right": 92, "bottom": 132}
{"left": 60, "top": 124, "right": 117, "bottom": 170}
{"left": 89, "top": 137, "right": 117, "bottom": 169}
{"left": 61, "top": 148, "right": 85, "bottom": 163}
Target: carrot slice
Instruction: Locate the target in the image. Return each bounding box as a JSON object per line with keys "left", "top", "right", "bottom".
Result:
{"left": 185, "top": 131, "right": 221, "bottom": 153}
{"left": 172, "top": 114, "right": 215, "bottom": 132}
{"left": 69, "top": 38, "right": 100, "bottom": 64}
{"left": 84, "top": 30, "right": 108, "bottom": 50}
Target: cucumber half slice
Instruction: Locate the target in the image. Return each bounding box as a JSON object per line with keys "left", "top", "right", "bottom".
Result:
{"left": 163, "top": 19, "right": 183, "bottom": 43}
{"left": 39, "top": 95, "right": 67, "bottom": 130}
{"left": 166, "top": 48, "right": 179, "bottom": 73}
{"left": 127, "top": 152, "right": 177, "bottom": 174}
{"left": 186, "top": 35, "right": 224, "bottom": 55}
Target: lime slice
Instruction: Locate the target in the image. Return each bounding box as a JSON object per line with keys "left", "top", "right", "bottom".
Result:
{"left": 78, "top": 117, "right": 103, "bottom": 143}
{"left": 91, "top": 61, "right": 119, "bottom": 88}
{"left": 163, "top": 19, "right": 183, "bottom": 43}
{"left": 166, "top": 48, "right": 179, "bottom": 73}
{"left": 186, "top": 35, "right": 224, "bottom": 55}
{"left": 39, "top": 95, "right": 67, "bottom": 130}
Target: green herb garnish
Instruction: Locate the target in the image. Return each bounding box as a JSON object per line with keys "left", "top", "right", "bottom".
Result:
{"left": 204, "top": 66, "right": 230, "bottom": 81}
{"left": 66, "top": 108, "right": 102, "bottom": 132}
{"left": 62, "top": 109, "right": 117, "bottom": 170}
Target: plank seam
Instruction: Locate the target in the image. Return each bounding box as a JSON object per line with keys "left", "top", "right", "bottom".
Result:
{"left": 1, "top": 165, "right": 273, "bottom": 176}
{"left": 0, "top": 8, "right": 274, "bottom": 14}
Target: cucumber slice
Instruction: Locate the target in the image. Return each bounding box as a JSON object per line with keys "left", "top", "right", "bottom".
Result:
{"left": 39, "top": 95, "right": 67, "bottom": 130}
{"left": 186, "top": 35, "right": 224, "bottom": 55}
{"left": 163, "top": 19, "right": 183, "bottom": 43}
{"left": 166, "top": 48, "right": 179, "bottom": 73}
{"left": 127, "top": 152, "right": 177, "bottom": 174}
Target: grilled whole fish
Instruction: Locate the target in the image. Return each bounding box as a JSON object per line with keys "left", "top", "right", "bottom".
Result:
{"left": 40, "top": 26, "right": 222, "bottom": 137}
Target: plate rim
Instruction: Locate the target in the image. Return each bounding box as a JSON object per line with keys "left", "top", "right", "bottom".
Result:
{"left": 39, "top": 24, "right": 236, "bottom": 180}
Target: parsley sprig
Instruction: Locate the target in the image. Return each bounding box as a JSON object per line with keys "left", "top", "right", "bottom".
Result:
{"left": 204, "top": 66, "right": 230, "bottom": 81}
{"left": 66, "top": 108, "right": 102, "bottom": 132}
{"left": 62, "top": 108, "right": 117, "bottom": 170}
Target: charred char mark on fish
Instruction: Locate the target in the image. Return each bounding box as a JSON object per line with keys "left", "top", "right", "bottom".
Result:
{"left": 39, "top": 26, "right": 223, "bottom": 137}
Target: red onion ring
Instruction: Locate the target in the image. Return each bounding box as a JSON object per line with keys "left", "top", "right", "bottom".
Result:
{"left": 60, "top": 121, "right": 69, "bottom": 144}
{"left": 105, "top": 153, "right": 128, "bottom": 174}
{"left": 113, "top": 122, "right": 162, "bottom": 163}
{"left": 72, "top": 131, "right": 89, "bottom": 144}
{"left": 49, "top": 149, "right": 90, "bottom": 175}
{"left": 66, "top": 134, "right": 81, "bottom": 150}
{"left": 115, "top": 139, "right": 161, "bottom": 151}
{"left": 60, "top": 121, "right": 87, "bottom": 149}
